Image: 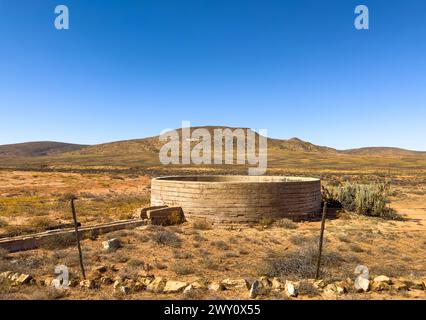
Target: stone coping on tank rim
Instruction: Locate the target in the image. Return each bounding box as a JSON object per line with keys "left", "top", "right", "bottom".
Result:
{"left": 152, "top": 175, "right": 320, "bottom": 184}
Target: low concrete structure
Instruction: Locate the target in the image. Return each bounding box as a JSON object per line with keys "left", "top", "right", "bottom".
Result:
{"left": 146, "top": 206, "right": 185, "bottom": 225}
{"left": 0, "top": 219, "right": 144, "bottom": 253}
{"left": 151, "top": 175, "right": 322, "bottom": 223}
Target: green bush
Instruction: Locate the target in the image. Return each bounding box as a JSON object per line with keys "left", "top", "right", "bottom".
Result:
{"left": 323, "top": 182, "right": 401, "bottom": 219}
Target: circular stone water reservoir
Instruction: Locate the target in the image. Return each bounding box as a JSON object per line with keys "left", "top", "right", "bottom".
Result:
{"left": 150, "top": 175, "right": 322, "bottom": 223}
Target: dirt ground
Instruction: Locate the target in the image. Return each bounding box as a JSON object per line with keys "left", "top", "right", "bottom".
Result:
{"left": 0, "top": 170, "right": 425, "bottom": 300}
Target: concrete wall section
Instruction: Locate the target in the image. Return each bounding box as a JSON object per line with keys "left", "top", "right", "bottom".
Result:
{"left": 151, "top": 176, "right": 321, "bottom": 223}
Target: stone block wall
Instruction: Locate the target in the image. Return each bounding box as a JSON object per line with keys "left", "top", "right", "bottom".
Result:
{"left": 151, "top": 176, "right": 321, "bottom": 223}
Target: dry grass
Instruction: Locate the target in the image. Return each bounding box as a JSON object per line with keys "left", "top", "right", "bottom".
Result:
{"left": 151, "top": 229, "right": 182, "bottom": 248}
{"left": 0, "top": 169, "right": 425, "bottom": 300}
{"left": 275, "top": 218, "right": 298, "bottom": 229}
{"left": 259, "top": 241, "right": 345, "bottom": 279}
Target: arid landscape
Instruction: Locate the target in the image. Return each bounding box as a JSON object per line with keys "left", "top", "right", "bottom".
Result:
{"left": 0, "top": 128, "right": 425, "bottom": 300}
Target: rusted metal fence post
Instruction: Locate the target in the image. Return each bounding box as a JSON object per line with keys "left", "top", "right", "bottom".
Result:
{"left": 70, "top": 197, "right": 86, "bottom": 279}
{"left": 315, "top": 203, "right": 327, "bottom": 279}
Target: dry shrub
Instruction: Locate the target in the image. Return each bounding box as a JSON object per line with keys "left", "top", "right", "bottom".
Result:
{"left": 168, "top": 210, "right": 186, "bottom": 225}
{"left": 275, "top": 218, "right": 298, "bottom": 229}
{"left": 202, "top": 258, "right": 221, "bottom": 271}
{"left": 173, "top": 251, "right": 193, "bottom": 259}
{"left": 259, "top": 242, "right": 344, "bottom": 279}
{"left": 127, "top": 258, "right": 145, "bottom": 268}
{"left": 0, "top": 218, "right": 8, "bottom": 228}
{"left": 151, "top": 230, "right": 182, "bottom": 247}
{"left": 259, "top": 217, "right": 274, "bottom": 228}
{"left": 298, "top": 280, "right": 321, "bottom": 297}
{"left": 323, "top": 182, "right": 401, "bottom": 220}
{"left": 171, "top": 262, "right": 194, "bottom": 275}
{"left": 31, "top": 217, "right": 55, "bottom": 228}
{"left": 154, "top": 261, "right": 167, "bottom": 270}
{"left": 192, "top": 219, "right": 212, "bottom": 230}
{"left": 211, "top": 240, "right": 229, "bottom": 250}
{"left": 193, "top": 234, "right": 208, "bottom": 242}
{"left": 288, "top": 234, "right": 309, "bottom": 245}
{"left": 0, "top": 278, "right": 11, "bottom": 295}
{"left": 27, "top": 287, "right": 69, "bottom": 300}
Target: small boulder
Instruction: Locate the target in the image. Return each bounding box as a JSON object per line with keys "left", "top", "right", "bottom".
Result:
{"left": 271, "top": 277, "right": 283, "bottom": 290}
{"left": 68, "top": 279, "right": 79, "bottom": 287}
{"left": 113, "top": 280, "right": 121, "bottom": 290}
{"left": 372, "top": 276, "right": 392, "bottom": 292}
{"left": 183, "top": 284, "right": 196, "bottom": 296}
{"left": 373, "top": 275, "right": 391, "bottom": 284}
{"left": 313, "top": 279, "right": 326, "bottom": 289}
{"left": 249, "top": 280, "right": 260, "bottom": 299}
{"left": 146, "top": 277, "right": 167, "bottom": 293}
{"left": 221, "top": 278, "right": 249, "bottom": 290}
{"left": 259, "top": 276, "right": 271, "bottom": 289}
{"left": 10, "top": 273, "right": 21, "bottom": 282}
{"left": 164, "top": 280, "right": 189, "bottom": 293}
{"left": 410, "top": 279, "right": 425, "bottom": 290}
{"left": 390, "top": 280, "right": 408, "bottom": 291}
{"left": 324, "top": 282, "right": 347, "bottom": 295}
{"left": 101, "top": 277, "right": 114, "bottom": 285}
{"left": 16, "top": 274, "right": 32, "bottom": 285}
{"left": 119, "top": 286, "right": 130, "bottom": 294}
{"left": 190, "top": 280, "right": 206, "bottom": 290}
{"left": 208, "top": 282, "right": 225, "bottom": 292}
{"left": 138, "top": 276, "right": 155, "bottom": 286}
{"left": 80, "top": 279, "right": 96, "bottom": 289}
{"left": 0, "top": 271, "right": 12, "bottom": 279}
{"left": 93, "top": 265, "right": 107, "bottom": 273}
{"left": 102, "top": 238, "right": 121, "bottom": 251}
{"left": 398, "top": 278, "right": 424, "bottom": 290}
{"left": 133, "top": 282, "right": 146, "bottom": 292}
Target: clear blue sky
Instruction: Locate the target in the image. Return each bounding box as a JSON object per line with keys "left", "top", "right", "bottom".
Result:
{"left": 1, "top": 0, "right": 425, "bottom": 150}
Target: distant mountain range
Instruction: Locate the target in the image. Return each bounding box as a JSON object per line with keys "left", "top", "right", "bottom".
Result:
{"left": 0, "top": 141, "right": 88, "bottom": 157}
{"left": 0, "top": 126, "right": 424, "bottom": 158}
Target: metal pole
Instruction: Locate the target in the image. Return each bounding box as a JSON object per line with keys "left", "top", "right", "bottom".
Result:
{"left": 71, "top": 197, "right": 86, "bottom": 279}
{"left": 315, "top": 203, "right": 327, "bottom": 279}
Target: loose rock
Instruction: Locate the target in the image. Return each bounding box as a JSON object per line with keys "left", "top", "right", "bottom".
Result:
{"left": 221, "top": 278, "right": 249, "bottom": 290}
{"left": 119, "top": 286, "right": 130, "bottom": 294}
{"left": 101, "top": 277, "right": 114, "bottom": 285}
{"left": 146, "top": 277, "right": 167, "bottom": 293}
{"left": 163, "top": 280, "right": 189, "bottom": 293}
{"left": 16, "top": 274, "right": 32, "bottom": 285}
{"left": 271, "top": 277, "right": 283, "bottom": 290}
{"left": 208, "top": 282, "right": 225, "bottom": 292}
{"left": 93, "top": 265, "right": 107, "bottom": 273}
{"left": 373, "top": 275, "right": 391, "bottom": 284}
{"left": 259, "top": 276, "right": 271, "bottom": 289}
{"left": 249, "top": 280, "right": 260, "bottom": 299}
{"left": 80, "top": 279, "right": 96, "bottom": 289}
{"left": 102, "top": 238, "right": 121, "bottom": 251}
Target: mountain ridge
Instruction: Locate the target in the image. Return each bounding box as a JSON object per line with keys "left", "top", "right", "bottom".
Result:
{"left": 0, "top": 126, "right": 424, "bottom": 158}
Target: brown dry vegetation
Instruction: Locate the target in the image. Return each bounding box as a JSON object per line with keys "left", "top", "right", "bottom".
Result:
{"left": 0, "top": 167, "right": 425, "bottom": 300}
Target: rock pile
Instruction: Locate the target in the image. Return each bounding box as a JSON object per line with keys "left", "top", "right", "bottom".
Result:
{"left": 0, "top": 271, "right": 33, "bottom": 285}
{"left": 2, "top": 268, "right": 425, "bottom": 299}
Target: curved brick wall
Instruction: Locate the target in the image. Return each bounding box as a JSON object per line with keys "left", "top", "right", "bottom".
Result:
{"left": 151, "top": 176, "right": 321, "bottom": 223}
